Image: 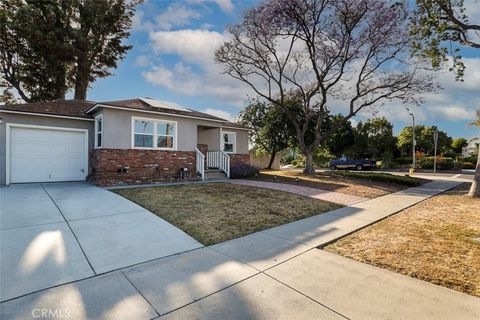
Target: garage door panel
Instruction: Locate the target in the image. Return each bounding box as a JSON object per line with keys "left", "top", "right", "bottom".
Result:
{"left": 10, "top": 127, "right": 87, "bottom": 183}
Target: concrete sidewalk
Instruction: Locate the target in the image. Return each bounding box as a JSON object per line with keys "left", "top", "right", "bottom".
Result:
{"left": 2, "top": 179, "right": 479, "bottom": 319}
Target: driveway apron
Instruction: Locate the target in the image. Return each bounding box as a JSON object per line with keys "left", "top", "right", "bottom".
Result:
{"left": 0, "top": 182, "right": 202, "bottom": 302}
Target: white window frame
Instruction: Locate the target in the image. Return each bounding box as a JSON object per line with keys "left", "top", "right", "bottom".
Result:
{"left": 94, "top": 114, "right": 103, "bottom": 149}
{"left": 131, "top": 116, "right": 178, "bottom": 150}
{"left": 221, "top": 130, "right": 236, "bottom": 153}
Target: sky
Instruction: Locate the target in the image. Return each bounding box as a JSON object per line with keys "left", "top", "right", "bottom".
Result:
{"left": 86, "top": 0, "right": 480, "bottom": 139}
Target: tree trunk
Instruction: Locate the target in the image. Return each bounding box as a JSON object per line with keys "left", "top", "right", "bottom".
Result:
{"left": 266, "top": 151, "right": 276, "bottom": 169}
{"left": 468, "top": 147, "right": 480, "bottom": 197}
{"left": 74, "top": 59, "right": 89, "bottom": 100}
{"left": 303, "top": 152, "right": 315, "bottom": 175}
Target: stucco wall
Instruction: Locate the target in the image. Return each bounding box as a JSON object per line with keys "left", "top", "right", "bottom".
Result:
{"left": 0, "top": 113, "right": 94, "bottom": 185}
{"left": 197, "top": 126, "right": 221, "bottom": 150}
{"left": 101, "top": 108, "right": 226, "bottom": 151}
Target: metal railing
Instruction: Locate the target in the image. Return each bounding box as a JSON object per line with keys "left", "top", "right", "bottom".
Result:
{"left": 207, "top": 150, "right": 230, "bottom": 178}
{"left": 195, "top": 148, "right": 205, "bottom": 180}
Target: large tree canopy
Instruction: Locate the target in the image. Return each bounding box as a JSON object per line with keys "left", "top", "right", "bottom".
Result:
{"left": 411, "top": 0, "right": 480, "bottom": 79}
{"left": 348, "top": 117, "right": 396, "bottom": 159}
{"left": 0, "top": 0, "right": 140, "bottom": 102}
{"left": 216, "top": 0, "right": 434, "bottom": 174}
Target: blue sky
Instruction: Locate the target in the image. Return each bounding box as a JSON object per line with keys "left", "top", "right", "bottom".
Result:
{"left": 87, "top": 0, "right": 480, "bottom": 139}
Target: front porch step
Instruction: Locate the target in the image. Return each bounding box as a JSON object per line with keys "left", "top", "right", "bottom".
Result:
{"left": 204, "top": 170, "right": 228, "bottom": 180}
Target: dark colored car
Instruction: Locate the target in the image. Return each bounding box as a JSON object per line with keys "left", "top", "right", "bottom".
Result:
{"left": 329, "top": 156, "right": 376, "bottom": 171}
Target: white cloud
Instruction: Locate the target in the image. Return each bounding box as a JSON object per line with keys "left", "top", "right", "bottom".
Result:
{"left": 202, "top": 108, "right": 235, "bottom": 121}
{"left": 143, "top": 29, "right": 252, "bottom": 106}
{"left": 149, "top": 29, "right": 227, "bottom": 64}
{"left": 134, "top": 55, "right": 151, "bottom": 67}
{"left": 188, "top": 0, "right": 234, "bottom": 13}
{"left": 426, "top": 105, "right": 478, "bottom": 121}
{"left": 155, "top": 4, "right": 201, "bottom": 30}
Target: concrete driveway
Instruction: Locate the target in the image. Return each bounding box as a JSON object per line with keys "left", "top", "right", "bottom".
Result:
{"left": 0, "top": 183, "right": 202, "bottom": 302}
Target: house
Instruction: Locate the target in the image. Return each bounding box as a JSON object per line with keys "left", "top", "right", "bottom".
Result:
{"left": 0, "top": 98, "right": 250, "bottom": 186}
{"left": 462, "top": 137, "right": 480, "bottom": 158}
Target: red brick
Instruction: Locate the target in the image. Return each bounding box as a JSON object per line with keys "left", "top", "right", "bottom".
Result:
{"left": 89, "top": 149, "right": 197, "bottom": 186}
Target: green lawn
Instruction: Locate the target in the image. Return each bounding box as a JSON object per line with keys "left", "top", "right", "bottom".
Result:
{"left": 113, "top": 183, "right": 341, "bottom": 245}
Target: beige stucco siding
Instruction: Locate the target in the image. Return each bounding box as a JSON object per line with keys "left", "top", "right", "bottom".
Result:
{"left": 198, "top": 126, "right": 221, "bottom": 150}
{"left": 101, "top": 108, "right": 228, "bottom": 151}
{"left": 0, "top": 113, "right": 94, "bottom": 185}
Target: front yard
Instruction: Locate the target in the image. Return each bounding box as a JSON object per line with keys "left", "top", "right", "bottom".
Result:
{"left": 325, "top": 183, "right": 480, "bottom": 297}
{"left": 114, "top": 183, "right": 341, "bottom": 245}
{"left": 252, "top": 170, "right": 426, "bottom": 199}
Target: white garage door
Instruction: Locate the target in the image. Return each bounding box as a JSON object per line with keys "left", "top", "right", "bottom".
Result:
{"left": 9, "top": 126, "right": 87, "bottom": 183}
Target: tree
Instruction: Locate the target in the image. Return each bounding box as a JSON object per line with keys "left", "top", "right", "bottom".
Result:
{"left": 349, "top": 117, "right": 396, "bottom": 159}
{"left": 238, "top": 99, "right": 294, "bottom": 169}
{"left": 215, "top": 0, "right": 433, "bottom": 174}
{"left": 322, "top": 114, "right": 355, "bottom": 157}
{"left": 451, "top": 137, "right": 468, "bottom": 155}
{"left": 411, "top": 0, "right": 479, "bottom": 79}
{"left": 467, "top": 109, "right": 480, "bottom": 197}
{"left": 0, "top": 0, "right": 140, "bottom": 102}
{"left": 397, "top": 125, "right": 451, "bottom": 155}
{"left": 0, "top": 0, "right": 75, "bottom": 102}
{"left": 0, "top": 79, "right": 19, "bottom": 105}
{"left": 73, "top": 0, "right": 139, "bottom": 100}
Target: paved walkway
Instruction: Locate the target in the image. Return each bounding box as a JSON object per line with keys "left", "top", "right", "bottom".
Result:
{"left": 2, "top": 180, "right": 480, "bottom": 319}
{"left": 230, "top": 179, "right": 369, "bottom": 205}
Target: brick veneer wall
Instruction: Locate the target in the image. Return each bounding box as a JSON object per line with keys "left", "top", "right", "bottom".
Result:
{"left": 89, "top": 149, "right": 197, "bottom": 186}
{"left": 229, "top": 153, "right": 250, "bottom": 166}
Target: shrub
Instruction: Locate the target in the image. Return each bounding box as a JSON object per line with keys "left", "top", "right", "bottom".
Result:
{"left": 230, "top": 163, "right": 259, "bottom": 179}
{"left": 313, "top": 149, "right": 335, "bottom": 167}
{"left": 283, "top": 155, "right": 295, "bottom": 164}
{"left": 417, "top": 156, "right": 454, "bottom": 170}
{"left": 463, "top": 155, "right": 478, "bottom": 164}
{"left": 291, "top": 158, "right": 305, "bottom": 168}
{"left": 460, "top": 162, "right": 476, "bottom": 169}
{"left": 395, "top": 157, "right": 412, "bottom": 166}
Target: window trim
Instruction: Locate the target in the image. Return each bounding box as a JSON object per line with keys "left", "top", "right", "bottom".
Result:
{"left": 131, "top": 116, "right": 178, "bottom": 150}
{"left": 220, "top": 130, "right": 236, "bottom": 154}
{"left": 94, "top": 114, "right": 103, "bottom": 149}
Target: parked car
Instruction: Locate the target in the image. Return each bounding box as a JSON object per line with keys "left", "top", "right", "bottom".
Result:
{"left": 329, "top": 156, "right": 376, "bottom": 171}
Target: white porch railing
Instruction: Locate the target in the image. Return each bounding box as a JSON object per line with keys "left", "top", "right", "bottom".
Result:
{"left": 207, "top": 150, "right": 230, "bottom": 178}
{"left": 195, "top": 148, "right": 205, "bottom": 180}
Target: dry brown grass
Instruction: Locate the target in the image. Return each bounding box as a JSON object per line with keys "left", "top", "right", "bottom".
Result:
{"left": 114, "top": 183, "right": 341, "bottom": 245}
{"left": 325, "top": 183, "right": 480, "bottom": 297}
{"left": 255, "top": 170, "right": 425, "bottom": 198}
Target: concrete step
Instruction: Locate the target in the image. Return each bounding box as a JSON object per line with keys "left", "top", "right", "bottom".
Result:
{"left": 204, "top": 171, "right": 228, "bottom": 180}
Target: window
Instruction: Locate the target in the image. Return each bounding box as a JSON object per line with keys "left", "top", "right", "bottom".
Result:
{"left": 222, "top": 131, "right": 236, "bottom": 153}
{"left": 157, "top": 122, "right": 175, "bottom": 148}
{"left": 132, "top": 118, "right": 177, "bottom": 150}
{"left": 95, "top": 115, "right": 103, "bottom": 148}
{"left": 134, "top": 119, "right": 154, "bottom": 148}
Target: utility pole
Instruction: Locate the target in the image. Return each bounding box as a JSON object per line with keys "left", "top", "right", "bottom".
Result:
{"left": 433, "top": 126, "right": 438, "bottom": 176}
{"left": 409, "top": 113, "right": 416, "bottom": 170}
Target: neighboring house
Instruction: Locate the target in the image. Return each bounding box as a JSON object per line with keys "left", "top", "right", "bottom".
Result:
{"left": 0, "top": 98, "right": 250, "bottom": 186}
{"left": 462, "top": 137, "right": 480, "bottom": 158}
